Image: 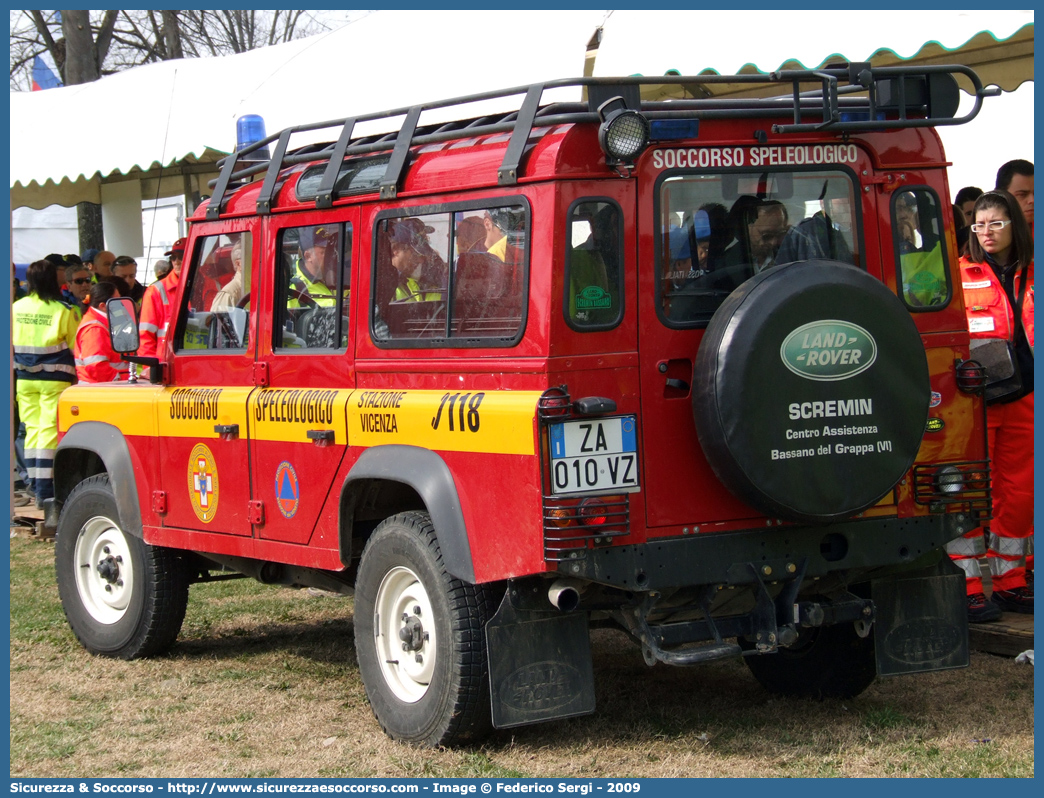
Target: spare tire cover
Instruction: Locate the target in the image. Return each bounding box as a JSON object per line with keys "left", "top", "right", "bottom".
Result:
{"left": 692, "top": 260, "right": 929, "bottom": 524}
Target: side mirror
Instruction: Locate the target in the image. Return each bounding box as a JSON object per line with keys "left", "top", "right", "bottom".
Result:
{"left": 108, "top": 297, "right": 140, "bottom": 353}
{"left": 106, "top": 296, "right": 163, "bottom": 384}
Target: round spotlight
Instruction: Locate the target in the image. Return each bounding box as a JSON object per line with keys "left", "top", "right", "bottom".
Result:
{"left": 596, "top": 97, "right": 650, "bottom": 165}
{"left": 934, "top": 466, "right": 964, "bottom": 495}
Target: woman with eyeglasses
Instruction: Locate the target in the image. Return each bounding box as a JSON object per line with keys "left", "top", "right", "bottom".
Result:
{"left": 12, "top": 259, "right": 80, "bottom": 527}
{"left": 948, "top": 189, "right": 1034, "bottom": 621}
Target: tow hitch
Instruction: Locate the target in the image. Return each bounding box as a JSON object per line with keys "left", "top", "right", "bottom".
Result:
{"left": 617, "top": 560, "right": 876, "bottom": 664}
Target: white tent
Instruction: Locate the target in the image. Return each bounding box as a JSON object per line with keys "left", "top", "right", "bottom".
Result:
{"left": 9, "top": 10, "right": 606, "bottom": 210}
{"left": 592, "top": 10, "right": 1033, "bottom": 93}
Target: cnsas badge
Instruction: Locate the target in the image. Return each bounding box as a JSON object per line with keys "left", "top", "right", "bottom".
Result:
{"left": 275, "top": 461, "right": 300, "bottom": 519}
{"left": 188, "top": 443, "right": 219, "bottom": 523}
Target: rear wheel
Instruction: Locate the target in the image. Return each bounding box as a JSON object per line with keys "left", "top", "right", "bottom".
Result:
{"left": 55, "top": 475, "right": 189, "bottom": 659}
{"left": 740, "top": 622, "right": 877, "bottom": 699}
{"left": 354, "top": 511, "right": 497, "bottom": 746}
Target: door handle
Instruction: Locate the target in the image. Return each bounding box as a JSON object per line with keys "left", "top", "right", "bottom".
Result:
{"left": 214, "top": 424, "right": 239, "bottom": 440}
{"left": 307, "top": 429, "right": 336, "bottom": 447}
{"left": 665, "top": 378, "right": 689, "bottom": 391}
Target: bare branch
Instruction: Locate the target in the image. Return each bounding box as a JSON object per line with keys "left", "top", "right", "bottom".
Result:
{"left": 12, "top": 8, "right": 331, "bottom": 90}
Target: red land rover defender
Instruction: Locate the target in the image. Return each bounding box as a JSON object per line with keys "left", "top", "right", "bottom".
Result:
{"left": 55, "top": 63, "right": 994, "bottom": 746}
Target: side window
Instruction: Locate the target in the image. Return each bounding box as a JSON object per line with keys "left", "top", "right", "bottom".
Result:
{"left": 893, "top": 188, "right": 951, "bottom": 310}
{"left": 372, "top": 204, "right": 526, "bottom": 344}
{"left": 565, "top": 201, "right": 623, "bottom": 329}
{"left": 274, "top": 223, "right": 351, "bottom": 350}
{"left": 177, "top": 232, "right": 252, "bottom": 352}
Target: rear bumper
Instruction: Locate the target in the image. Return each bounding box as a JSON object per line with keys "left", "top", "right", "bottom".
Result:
{"left": 566, "top": 512, "right": 969, "bottom": 591}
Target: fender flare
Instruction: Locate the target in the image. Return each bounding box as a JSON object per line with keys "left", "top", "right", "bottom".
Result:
{"left": 54, "top": 421, "right": 144, "bottom": 539}
{"left": 342, "top": 445, "right": 474, "bottom": 583}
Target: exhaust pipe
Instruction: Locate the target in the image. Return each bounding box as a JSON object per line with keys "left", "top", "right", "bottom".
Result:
{"left": 548, "top": 579, "right": 582, "bottom": 612}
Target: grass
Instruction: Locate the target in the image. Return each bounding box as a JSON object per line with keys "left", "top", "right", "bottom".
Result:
{"left": 9, "top": 534, "right": 1035, "bottom": 778}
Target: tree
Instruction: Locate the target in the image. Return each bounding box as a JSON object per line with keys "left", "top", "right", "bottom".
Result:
{"left": 10, "top": 10, "right": 351, "bottom": 91}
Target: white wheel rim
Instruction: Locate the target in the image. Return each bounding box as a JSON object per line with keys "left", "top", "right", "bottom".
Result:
{"left": 73, "top": 515, "right": 135, "bottom": 625}
{"left": 374, "top": 566, "right": 436, "bottom": 703}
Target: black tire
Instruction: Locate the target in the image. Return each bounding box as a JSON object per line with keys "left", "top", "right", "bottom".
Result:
{"left": 693, "top": 259, "right": 930, "bottom": 523}
{"left": 739, "top": 622, "right": 877, "bottom": 700}
{"left": 55, "top": 474, "right": 189, "bottom": 659}
{"left": 354, "top": 511, "right": 498, "bottom": 747}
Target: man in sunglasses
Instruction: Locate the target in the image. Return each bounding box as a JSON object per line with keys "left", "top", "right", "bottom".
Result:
{"left": 61, "top": 263, "right": 91, "bottom": 322}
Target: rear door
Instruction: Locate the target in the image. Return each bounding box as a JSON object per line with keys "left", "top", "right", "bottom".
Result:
{"left": 636, "top": 146, "right": 867, "bottom": 528}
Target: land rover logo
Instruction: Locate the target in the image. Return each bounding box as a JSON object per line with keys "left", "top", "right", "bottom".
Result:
{"left": 500, "top": 661, "right": 583, "bottom": 714}
{"left": 780, "top": 320, "right": 878, "bottom": 382}
{"left": 575, "top": 285, "right": 612, "bottom": 310}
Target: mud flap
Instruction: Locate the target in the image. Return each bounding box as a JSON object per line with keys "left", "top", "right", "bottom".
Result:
{"left": 871, "top": 560, "right": 969, "bottom": 677}
{"left": 485, "top": 592, "right": 595, "bottom": 729}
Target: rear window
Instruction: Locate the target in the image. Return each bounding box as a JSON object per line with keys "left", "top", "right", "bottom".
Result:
{"left": 371, "top": 202, "right": 528, "bottom": 347}
{"left": 657, "top": 169, "right": 860, "bottom": 327}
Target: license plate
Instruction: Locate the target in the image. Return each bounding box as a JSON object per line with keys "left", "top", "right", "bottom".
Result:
{"left": 548, "top": 415, "right": 639, "bottom": 495}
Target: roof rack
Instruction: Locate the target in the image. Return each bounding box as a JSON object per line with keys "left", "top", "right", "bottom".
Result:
{"left": 206, "top": 63, "right": 995, "bottom": 220}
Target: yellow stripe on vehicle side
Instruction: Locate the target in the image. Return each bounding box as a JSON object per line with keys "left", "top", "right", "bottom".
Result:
{"left": 250, "top": 388, "right": 352, "bottom": 444}
{"left": 158, "top": 387, "right": 255, "bottom": 438}
{"left": 347, "top": 389, "right": 541, "bottom": 455}
{"left": 60, "top": 384, "right": 542, "bottom": 455}
{"left": 58, "top": 384, "right": 165, "bottom": 436}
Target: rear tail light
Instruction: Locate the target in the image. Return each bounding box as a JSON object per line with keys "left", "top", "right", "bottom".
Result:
{"left": 547, "top": 507, "right": 575, "bottom": 528}
{"left": 955, "top": 359, "right": 987, "bottom": 393}
{"left": 579, "top": 498, "right": 610, "bottom": 526}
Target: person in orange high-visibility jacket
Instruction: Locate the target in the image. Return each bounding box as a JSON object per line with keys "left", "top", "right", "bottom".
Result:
{"left": 74, "top": 282, "right": 131, "bottom": 383}
{"left": 948, "top": 190, "right": 1034, "bottom": 621}
{"left": 12, "top": 260, "right": 78, "bottom": 519}
{"left": 138, "top": 238, "right": 184, "bottom": 364}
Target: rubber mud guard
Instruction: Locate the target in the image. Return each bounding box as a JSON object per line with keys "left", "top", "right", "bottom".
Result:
{"left": 692, "top": 260, "right": 930, "bottom": 524}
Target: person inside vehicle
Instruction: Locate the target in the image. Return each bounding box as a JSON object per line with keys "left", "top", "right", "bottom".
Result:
{"left": 775, "top": 198, "right": 856, "bottom": 267}
{"left": 388, "top": 218, "right": 447, "bottom": 302}
{"left": 455, "top": 215, "right": 487, "bottom": 256}
{"left": 895, "top": 191, "right": 924, "bottom": 254}
{"left": 211, "top": 236, "right": 247, "bottom": 310}
{"left": 289, "top": 226, "right": 338, "bottom": 308}
{"left": 667, "top": 203, "right": 728, "bottom": 285}
{"left": 724, "top": 197, "right": 789, "bottom": 275}
{"left": 481, "top": 210, "right": 511, "bottom": 262}
{"left": 894, "top": 191, "right": 946, "bottom": 307}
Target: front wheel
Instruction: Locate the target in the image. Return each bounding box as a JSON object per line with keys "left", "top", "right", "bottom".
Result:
{"left": 739, "top": 622, "right": 877, "bottom": 699}
{"left": 55, "top": 475, "right": 189, "bottom": 659}
{"left": 354, "top": 511, "right": 498, "bottom": 746}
